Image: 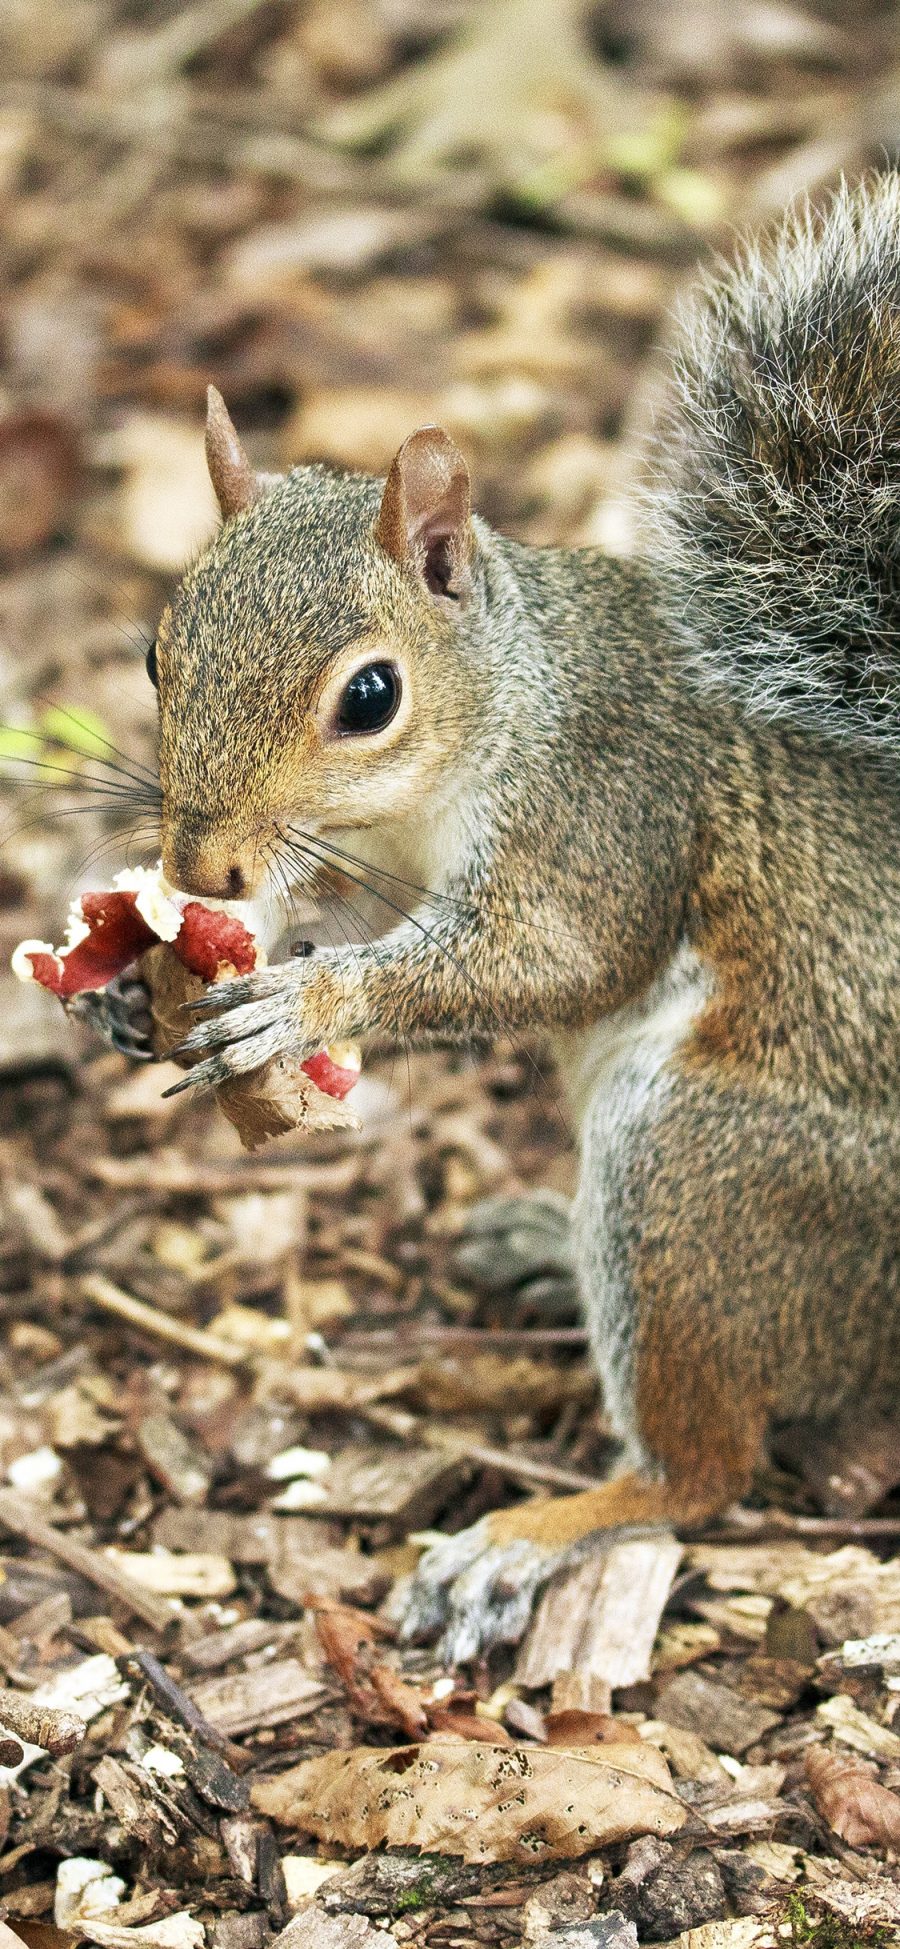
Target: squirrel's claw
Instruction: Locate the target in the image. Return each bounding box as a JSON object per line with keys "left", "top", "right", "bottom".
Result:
{"left": 387, "top": 1520, "right": 561, "bottom": 1663}
{"left": 163, "top": 975, "right": 311, "bottom": 1094}
{"left": 183, "top": 966, "right": 292, "bottom": 1014}
{"left": 66, "top": 973, "right": 156, "bottom": 1062}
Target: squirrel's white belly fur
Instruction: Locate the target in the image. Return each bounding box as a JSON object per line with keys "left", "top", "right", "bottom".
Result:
{"left": 553, "top": 942, "right": 713, "bottom": 1460}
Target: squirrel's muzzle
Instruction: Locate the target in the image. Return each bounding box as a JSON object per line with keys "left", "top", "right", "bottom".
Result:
{"left": 162, "top": 819, "right": 263, "bottom": 902}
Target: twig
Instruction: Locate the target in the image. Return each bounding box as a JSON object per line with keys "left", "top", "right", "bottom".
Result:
{"left": 127, "top": 1648, "right": 252, "bottom": 1775}
{"left": 88, "top": 1153, "right": 359, "bottom": 1195}
{"left": 62, "top": 1195, "right": 155, "bottom": 1267}
{"left": 362, "top": 1404, "right": 606, "bottom": 1494}
{"left": 427, "top": 1432, "right": 604, "bottom": 1495}
{"left": 106, "top": 0, "right": 276, "bottom": 85}
{"left": 0, "top": 1489, "right": 174, "bottom": 1633}
{"left": 0, "top": 1685, "right": 86, "bottom": 1755}
{"left": 693, "top": 1508, "right": 900, "bottom": 1543}
{"left": 334, "top": 1324, "right": 590, "bottom": 1351}
{"left": 78, "top": 1273, "right": 251, "bottom": 1368}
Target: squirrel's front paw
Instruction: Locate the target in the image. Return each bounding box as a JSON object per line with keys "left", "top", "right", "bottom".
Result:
{"left": 168, "top": 962, "right": 318, "bottom": 1090}
{"left": 66, "top": 972, "right": 156, "bottom": 1061}
{"left": 387, "top": 1518, "right": 562, "bottom": 1663}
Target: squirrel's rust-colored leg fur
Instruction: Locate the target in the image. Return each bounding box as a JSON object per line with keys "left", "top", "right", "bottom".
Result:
{"left": 472, "top": 1296, "right": 767, "bottom": 1552}
{"left": 392, "top": 1325, "right": 766, "bottom": 1661}
{"left": 396, "top": 1061, "right": 899, "bottom": 1660}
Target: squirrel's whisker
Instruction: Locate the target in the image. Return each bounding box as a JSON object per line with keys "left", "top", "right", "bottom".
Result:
{"left": 0, "top": 763, "right": 159, "bottom": 805}
{"left": 268, "top": 829, "right": 414, "bottom": 1111}
{"left": 284, "top": 824, "right": 465, "bottom": 913}
{"left": 282, "top": 829, "right": 562, "bottom": 1132}
{"left": 68, "top": 823, "right": 160, "bottom": 883}
{"left": 53, "top": 559, "right": 156, "bottom": 658}
{"left": 32, "top": 703, "right": 160, "bottom": 786}
{"left": 0, "top": 733, "right": 161, "bottom": 799}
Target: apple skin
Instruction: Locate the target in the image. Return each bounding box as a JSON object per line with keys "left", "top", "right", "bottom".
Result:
{"left": 15, "top": 882, "right": 360, "bottom": 1105}
{"left": 300, "top": 1045, "right": 362, "bottom": 1101}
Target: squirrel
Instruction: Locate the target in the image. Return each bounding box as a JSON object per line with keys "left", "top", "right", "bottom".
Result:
{"left": 136, "top": 172, "right": 900, "bottom": 1659}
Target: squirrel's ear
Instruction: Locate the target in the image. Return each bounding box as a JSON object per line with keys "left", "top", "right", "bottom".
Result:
{"left": 376, "top": 426, "right": 472, "bottom": 598}
{"left": 205, "top": 385, "right": 260, "bottom": 519}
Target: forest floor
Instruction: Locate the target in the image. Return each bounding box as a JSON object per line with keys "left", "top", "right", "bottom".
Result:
{"left": 1, "top": 4, "right": 900, "bottom": 1945}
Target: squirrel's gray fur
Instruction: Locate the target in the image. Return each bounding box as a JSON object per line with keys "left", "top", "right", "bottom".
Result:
{"left": 651, "top": 170, "right": 900, "bottom": 749}
{"left": 146, "top": 173, "right": 900, "bottom": 1661}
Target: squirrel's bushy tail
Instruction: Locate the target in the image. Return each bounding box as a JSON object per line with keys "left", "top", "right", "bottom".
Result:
{"left": 649, "top": 171, "right": 900, "bottom": 750}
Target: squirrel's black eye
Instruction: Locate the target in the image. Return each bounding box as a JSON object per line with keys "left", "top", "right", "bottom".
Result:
{"left": 337, "top": 662, "right": 400, "bottom": 735}
{"left": 145, "top": 640, "right": 158, "bottom": 689}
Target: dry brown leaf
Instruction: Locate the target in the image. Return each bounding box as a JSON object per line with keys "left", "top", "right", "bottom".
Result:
{"left": 216, "top": 1057, "right": 360, "bottom": 1150}
{"left": 313, "top": 1600, "right": 382, "bottom": 1682}
{"left": 805, "top": 1742, "right": 900, "bottom": 1850}
{"left": 544, "top": 1710, "right": 644, "bottom": 1748}
{"left": 368, "top": 1666, "right": 430, "bottom": 1741}
{"left": 252, "top": 1737, "right": 685, "bottom": 1863}
{"left": 427, "top": 1702, "right": 512, "bottom": 1745}
{"left": 144, "top": 943, "right": 359, "bottom": 1149}
{"left": 0, "top": 410, "right": 79, "bottom": 559}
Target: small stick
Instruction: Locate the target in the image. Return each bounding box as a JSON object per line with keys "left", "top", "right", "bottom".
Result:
{"left": 693, "top": 1509, "right": 900, "bottom": 1543}
{"left": 127, "top": 1648, "right": 251, "bottom": 1773}
{"left": 0, "top": 1489, "right": 175, "bottom": 1634}
{"left": 79, "top": 1273, "right": 250, "bottom": 1368}
{"left": 440, "top": 1439, "right": 602, "bottom": 1495}
{"left": 0, "top": 1686, "right": 86, "bottom": 1755}
{"left": 334, "top": 1325, "right": 590, "bottom": 1351}
{"left": 363, "top": 1405, "right": 606, "bottom": 1494}
{"left": 63, "top": 1195, "right": 154, "bottom": 1266}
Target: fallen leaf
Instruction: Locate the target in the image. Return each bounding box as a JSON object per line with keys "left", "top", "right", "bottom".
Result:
{"left": 805, "top": 1743, "right": 900, "bottom": 1849}
{"left": 427, "top": 1701, "right": 512, "bottom": 1745}
{"left": 368, "top": 1666, "right": 430, "bottom": 1741}
{"left": 252, "top": 1737, "right": 685, "bottom": 1864}
{"left": 545, "top": 1711, "right": 643, "bottom": 1748}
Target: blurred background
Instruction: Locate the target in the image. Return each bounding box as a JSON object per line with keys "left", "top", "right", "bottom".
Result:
{"left": 3, "top": 0, "right": 900, "bottom": 1032}
{"left": 0, "top": 0, "right": 899, "bottom": 1556}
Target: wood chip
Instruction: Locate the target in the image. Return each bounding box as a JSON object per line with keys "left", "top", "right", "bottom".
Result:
{"left": 187, "top": 1660, "right": 329, "bottom": 1736}
{"left": 517, "top": 1535, "right": 682, "bottom": 1688}
{"left": 654, "top": 1672, "right": 780, "bottom": 1757}
{"left": 310, "top": 1444, "right": 465, "bottom": 1526}
{"left": 136, "top": 1413, "right": 212, "bottom": 1506}
{"left": 104, "top": 1548, "right": 237, "bottom": 1599}
{"left": 180, "top": 1617, "right": 298, "bottom": 1673}
{"left": 0, "top": 1686, "right": 86, "bottom": 1755}
{"left": 0, "top": 1488, "right": 175, "bottom": 1632}
{"left": 815, "top": 1692, "right": 900, "bottom": 1760}
{"left": 152, "top": 1507, "right": 335, "bottom": 1564}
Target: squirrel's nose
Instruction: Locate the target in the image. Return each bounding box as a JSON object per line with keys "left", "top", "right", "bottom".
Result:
{"left": 162, "top": 825, "right": 259, "bottom": 902}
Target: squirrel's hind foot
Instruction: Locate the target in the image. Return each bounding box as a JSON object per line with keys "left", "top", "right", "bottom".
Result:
{"left": 388, "top": 1519, "right": 562, "bottom": 1664}
{"left": 390, "top": 1473, "right": 690, "bottom": 1662}
{"left": 454, "top": 1190, "right": 576, "bottom": 1315}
